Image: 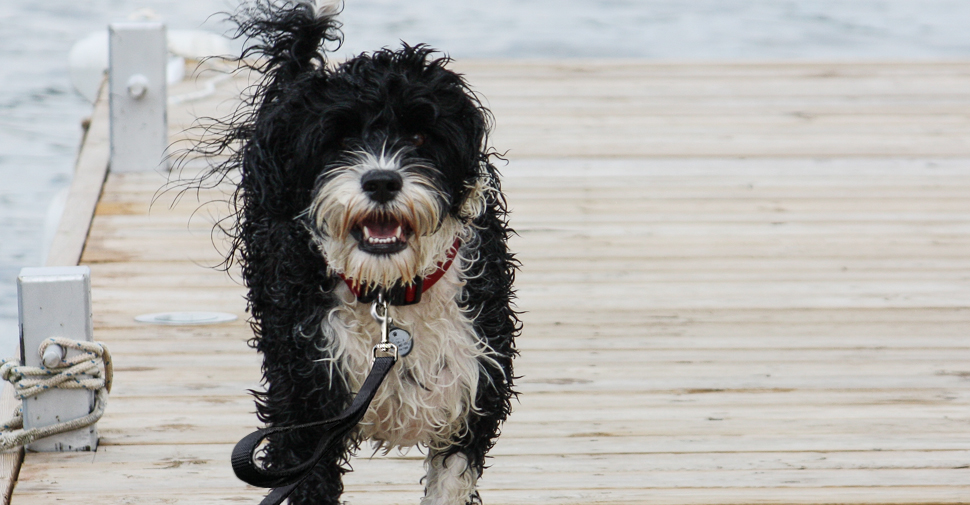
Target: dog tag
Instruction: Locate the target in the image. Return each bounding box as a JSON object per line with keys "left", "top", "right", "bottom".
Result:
{"left": 388, "top": 327, "right": 412, "bottom": 357}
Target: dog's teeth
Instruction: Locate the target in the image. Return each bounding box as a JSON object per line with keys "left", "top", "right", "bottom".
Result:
{"left": 366, "top": 236, "right": 398, "bottom": 244}
{"left": 361, "top": 222, "right": 406, "bottom": 247}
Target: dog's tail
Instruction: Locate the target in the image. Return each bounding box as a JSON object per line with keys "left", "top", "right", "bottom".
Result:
{"left": 233, "top": 0, "right": 343, "bottom": 85}
{"left": 165, "top": 0, "right": 343, "bottom": 271}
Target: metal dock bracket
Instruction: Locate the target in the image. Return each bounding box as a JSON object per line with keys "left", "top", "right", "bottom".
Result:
{"left": 108, "top": 21, "right": 169, "bottom": 173}
{"left": 17, "top": 267, "right": 98, "bottom": 452}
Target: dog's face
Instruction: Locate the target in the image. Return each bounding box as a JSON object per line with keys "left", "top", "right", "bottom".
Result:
{"left": 300, "top": 46, "right": 490, "bottom": 289}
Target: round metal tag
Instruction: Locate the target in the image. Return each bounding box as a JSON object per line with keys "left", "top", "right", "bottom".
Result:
{"left": 388, "top": 328, "right": 413, "bottom": 357}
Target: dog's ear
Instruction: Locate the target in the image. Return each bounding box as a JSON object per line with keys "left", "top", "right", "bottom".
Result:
{"left": 459, "top": 177, "right": 490, "bottom": 221}
{"left": 445, "top": 77, "right": 494, "bottom": 217}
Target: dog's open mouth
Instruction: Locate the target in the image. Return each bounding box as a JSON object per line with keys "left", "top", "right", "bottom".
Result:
{"left": 351, "top": 214, "right": 411, "bottom": 254}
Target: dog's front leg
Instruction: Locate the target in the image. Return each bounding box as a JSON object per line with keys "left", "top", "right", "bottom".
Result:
{"left": 283, "top": 453, "right": 346, "bottom": 505}
{"left": 256, "top": 354, "right": 351, "bottom": 505}
{"left": 422, "top": 451, "right": 481, "bottom": 505}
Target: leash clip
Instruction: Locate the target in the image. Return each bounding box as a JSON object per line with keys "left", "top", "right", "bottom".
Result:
{"left": 373, "top": 342, "right": 398, "bottom": 361}
{"left": 370, "top": 294, "right": 398, "bottom": 362}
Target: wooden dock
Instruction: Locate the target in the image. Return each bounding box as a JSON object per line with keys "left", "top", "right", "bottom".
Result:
{"left": 7, "top": 60, "right": 970, "bottom": 503}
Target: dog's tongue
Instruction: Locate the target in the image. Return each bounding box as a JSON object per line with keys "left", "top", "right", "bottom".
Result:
{"left": 362, "top": 217, "right": 404, "bottom": 242}
{"left": 365, "top": 220, "right": 395, "bottom": 237}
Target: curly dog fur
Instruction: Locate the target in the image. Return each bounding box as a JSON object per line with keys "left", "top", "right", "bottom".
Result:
{"left": 190, "top": 1, "right": 519, "bottom": 504}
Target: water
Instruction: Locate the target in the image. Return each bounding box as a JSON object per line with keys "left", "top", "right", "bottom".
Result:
{"left": 2, "top": 0, "right": 970, "bottom": 356}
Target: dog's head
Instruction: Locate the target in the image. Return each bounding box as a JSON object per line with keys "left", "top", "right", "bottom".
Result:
{"left": 296, "top": 46, "right": 491, "bottom": 289}
{"left": 194, "top": 3, "right": 499, "bottom": 295}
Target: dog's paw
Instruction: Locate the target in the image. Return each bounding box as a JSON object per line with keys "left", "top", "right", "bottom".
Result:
{"left": 465, "top": 490, "right": 483, "bottom": 505}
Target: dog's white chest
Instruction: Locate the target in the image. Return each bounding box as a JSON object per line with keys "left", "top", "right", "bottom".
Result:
{"left": 324, "top": 273, "right": 483, "bottom": 450}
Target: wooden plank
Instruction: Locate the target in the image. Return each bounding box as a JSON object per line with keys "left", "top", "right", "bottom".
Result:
{"left": 88, "top": 408, "right": 970, "bottom": 446}
{"left": 171, "top": 62, "right": 970, "bottom": 159}
{"left": 45, "top": 79, "right": 110, "bottom": 268}
{"left": 12, "top": 445, "right": 970, "bottom": 504}
{"left": 451, "top": 60, "right": 970, "bottom": 77}
{"left": 0, "top": 382, "right": 22, "bottom": 504}
{"left": 13, "top": 444, "right": 970, "bottom": 491}
{"left": 11, "top": 487, "right": 970, "bottom": 505}
{"left": 457, "top": 62, "right": 970, "bottom": 158}
{"left": 16, "top": 456, "right": 970, "bottom": 492}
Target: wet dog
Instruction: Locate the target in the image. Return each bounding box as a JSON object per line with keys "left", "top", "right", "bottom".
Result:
{"left": 194, "top": 1, "right": 518, "bottom": 504}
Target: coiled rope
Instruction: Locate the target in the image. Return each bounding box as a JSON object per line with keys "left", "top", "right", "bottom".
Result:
{"left": 0, "top": 337, "right": 113, "bottom": 450}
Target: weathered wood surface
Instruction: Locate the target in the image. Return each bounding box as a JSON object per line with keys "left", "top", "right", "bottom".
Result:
{"left": 46, "top": 80, "right": 111, "bottom": 268}
{"left": 0, "top": 383, "right": 22, "bottom": 504}
{"left": 10, "top": 61, "right": 970, "bottom": 504}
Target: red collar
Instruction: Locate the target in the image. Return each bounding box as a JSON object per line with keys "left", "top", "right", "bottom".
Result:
{"left": 339, "top": 238, "right": 460, "bottom": 305}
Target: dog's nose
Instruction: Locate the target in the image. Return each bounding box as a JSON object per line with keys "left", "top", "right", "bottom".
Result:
{"left": 361, "top": 170, "right": 403, "bottom": 203}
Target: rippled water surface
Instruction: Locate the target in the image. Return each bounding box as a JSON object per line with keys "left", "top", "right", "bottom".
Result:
{"left": 2, "top": 0, "right": 970, "bottom": 353}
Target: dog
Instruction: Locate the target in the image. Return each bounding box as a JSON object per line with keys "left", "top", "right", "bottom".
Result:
{"left": 191, "top": 1, "right": 519, "bottom": 504}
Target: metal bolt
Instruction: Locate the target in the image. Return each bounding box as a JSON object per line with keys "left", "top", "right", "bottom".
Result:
{"left": 42, "top": 344, "right": 65, "bottom": 368}
{"left": 126, "top": 74, "right": 150, "bottom": 99}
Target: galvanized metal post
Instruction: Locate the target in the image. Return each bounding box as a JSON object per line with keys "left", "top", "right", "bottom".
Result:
{"left": 108, "top": 22, "right": 169, "bottom": 173}
{"left": 17, "top": 267, "right": 97, "bottom": 452}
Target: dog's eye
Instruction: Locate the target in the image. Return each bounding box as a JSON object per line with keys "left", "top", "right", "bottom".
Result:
{"left": 410, "top": 134, "right": 426, "bottom": 147}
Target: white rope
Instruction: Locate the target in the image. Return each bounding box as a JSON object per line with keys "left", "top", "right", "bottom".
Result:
{"left": 0, "top": 337, "right": 113, "bottom": 450}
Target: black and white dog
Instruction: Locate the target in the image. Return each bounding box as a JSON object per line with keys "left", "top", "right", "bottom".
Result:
{"left": 195, "top": 1, "right": 518, "bottom": 504}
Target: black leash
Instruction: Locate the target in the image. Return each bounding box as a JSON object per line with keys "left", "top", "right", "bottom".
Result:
{"left": 231, "top": 355, "right": 396, "bottom": 504}
{"left": 231, "top": 296, "right": 401, "bottom": 505}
